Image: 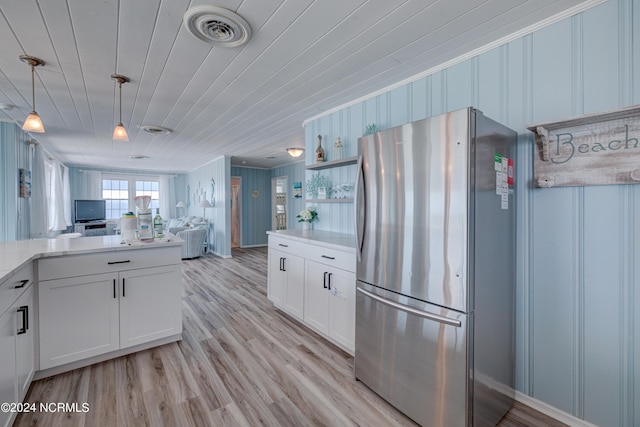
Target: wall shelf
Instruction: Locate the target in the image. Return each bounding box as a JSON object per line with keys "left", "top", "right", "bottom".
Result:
{"left": 306, "top": 199, "right": 354, "bottom": 203}
{"left": 305, "top": 156, "right": 357, "bottom": 170}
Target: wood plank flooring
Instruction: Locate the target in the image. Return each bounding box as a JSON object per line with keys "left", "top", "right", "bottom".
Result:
{"left": 16, "top": 247, "right": 566, "bottom": 426}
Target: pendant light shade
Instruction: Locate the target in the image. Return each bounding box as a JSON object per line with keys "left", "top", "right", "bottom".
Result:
{"left": 111, "top": 74, "right": 130, "bottom": 141}
{"left": 112, "top": 123, "right": 128, "bottom": 141}
{"left": 19, "top": 55, "right": 45, "bottom": 133}
{"left": 286, "top": 147, "right": 305, "bottom": 158}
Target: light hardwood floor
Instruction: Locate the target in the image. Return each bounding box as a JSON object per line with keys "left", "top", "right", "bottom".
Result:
{"left": 16, "top": 247, "right": 566, "bottom": 426}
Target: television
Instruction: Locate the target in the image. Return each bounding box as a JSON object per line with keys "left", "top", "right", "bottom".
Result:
{"left": 74, "top": 199, "right": 106, "bottom": 222}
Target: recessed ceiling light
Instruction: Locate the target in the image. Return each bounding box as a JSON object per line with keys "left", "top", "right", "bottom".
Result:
{"left": 130, "top": 155, "right": 150, "bottom": 159}
{"left": 140, "top": 125, "right": 172, "bottom": 135}
{"left": 0, "top": 103, "right": 14, "bottom": 111}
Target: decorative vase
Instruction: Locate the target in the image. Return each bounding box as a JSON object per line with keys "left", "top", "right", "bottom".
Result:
{"left": 302, "top": 221, "right": 312, "bottom": 235}
{"left": 316, "top": 134, "right": 325, "bottom": 163}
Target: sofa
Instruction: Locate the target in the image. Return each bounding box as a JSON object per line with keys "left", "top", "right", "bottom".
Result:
{"left": 165, "top": 215, "right": 204, "bottom": 235}
{"left": 176, "top": 227, "right": 208, "bottom": 259}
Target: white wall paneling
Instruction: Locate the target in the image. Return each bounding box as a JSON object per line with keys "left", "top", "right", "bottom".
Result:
{"left": 303, "top": 1, "right": 639, "bottom": 425}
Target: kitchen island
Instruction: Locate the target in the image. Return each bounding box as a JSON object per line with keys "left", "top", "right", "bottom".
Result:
{"left": 266, "top": 229, "right": 356, "bottom": 353}
{"left": 0, "top": 235, "right": 183, "bottom": 427}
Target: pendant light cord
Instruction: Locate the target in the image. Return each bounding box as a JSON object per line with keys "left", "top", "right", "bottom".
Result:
{"left": 118, "top": 80, "right": 122, "bottom": 124}
{"left": 31, "top": 63, "right": 36, "bottom": 112}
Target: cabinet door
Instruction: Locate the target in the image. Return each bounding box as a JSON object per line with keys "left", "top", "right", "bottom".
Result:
{"left": 304, "top": 260, "right": 330, "bottom": 334}
{"left": 282, "top": 253, "right": 305, "bottom": 320}
{"left": 39, "top": 273, "right": 119, "bottom": 369}
{"left": 119, "top": 265, "right": 182, "bottom": 348}
{"left": 327, "top": 268, "right": 356, "bottom": 351}
{"left": 0, "top": 309, "right": 16, "bottom": 427}
{"left": 268, "top": 249, "right": 286, "bottom": 306}
{"left": 15, "top": 285, "right": 35, "bottom": 401}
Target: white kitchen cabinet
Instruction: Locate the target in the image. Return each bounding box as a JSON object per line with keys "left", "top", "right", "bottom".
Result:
{"left": 268, "top": 247, "right": 305, "bottom": 320}
{"left": 39, "top": 273, "right": 120, "bottom": 369}
{"left": 0, "top": 263, "right": 35, "bottom": 427}
{"left": 38, "top": 248, "right": 182, "bottom": 371}
{"left": 119, "top": 265, "right": 182, "bottom": 348}
{"left": 15, "top": 284, "right": 35, "bottom": 401}
{"left": 268, "top": 249, "right": 285, "bottom": 306}
{"left": 268, "top": 232, "right": 356, "bottom": 353}
{"left": 304, "top": 260, "right": 355, "bottom": 351}
{"left": 0, "top": 307, "right": 16, "bottom": 427}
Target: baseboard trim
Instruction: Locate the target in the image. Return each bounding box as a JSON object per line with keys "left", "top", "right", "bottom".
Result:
{"left": 212, "top": 251, "right": 232, "bottom": 258}
{"left": 34, "top": 334, "right": 182, "bottom": 380}
{"left": 515, "top": 391, "right": 598, "bottom": 427}
{"left": 240, "top": 244, "right": 267, "bottom": 248}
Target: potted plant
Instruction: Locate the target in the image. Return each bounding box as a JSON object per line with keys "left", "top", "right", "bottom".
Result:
{"left": 296, "top": 207, "right": 318, "bottom": 234}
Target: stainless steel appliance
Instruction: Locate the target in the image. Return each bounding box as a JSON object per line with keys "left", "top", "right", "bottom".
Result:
{"left": 354, "top": 107, "right": 516, "bottom": 427}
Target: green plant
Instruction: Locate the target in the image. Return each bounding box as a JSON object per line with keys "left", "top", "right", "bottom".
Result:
{"left": 363, "top": 123, "right": 379, "bottom": 136}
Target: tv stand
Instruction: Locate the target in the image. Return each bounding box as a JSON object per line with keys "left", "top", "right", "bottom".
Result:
{"left": 74, "top": 221, "right": 107, "bottom": 237}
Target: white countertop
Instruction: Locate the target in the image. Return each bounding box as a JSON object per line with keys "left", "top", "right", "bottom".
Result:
{"left": 0, "top": 235, "right": 183, "bottom": 283}
{"left": 267, "top": 229, "right": 356, "bottom": 252}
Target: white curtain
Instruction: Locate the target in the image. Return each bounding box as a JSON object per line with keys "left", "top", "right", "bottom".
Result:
{"left": 84, "top": 170, "right": 102, "bottom": 199}
{"left": 62, "top": 165, "right": 71, "bottom": 226}
{"left": 29, "top": 144, "right": 48, "bottom": 239}
{"left": 48, "top": 160, "right": 67, "bottom": 231}
{"left": 159, "top": 174, "right": 175, "bottom": 219}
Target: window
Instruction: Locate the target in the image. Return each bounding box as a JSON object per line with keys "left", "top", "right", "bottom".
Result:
{"left": 101, "top": 176, "right": 160, "bottom": 220}
{"left": 135, "top": 180, "right": 159, "bottom": 211}
{"left": 102, "top": 179, "right": 129, "bottom": 219}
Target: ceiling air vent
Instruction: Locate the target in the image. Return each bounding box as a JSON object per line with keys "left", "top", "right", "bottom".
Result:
{"left": 141, "top": 125, "right": 172, "bottom": 135}
{"left": 183, "top": 5, "right": 252, "bottom": 48}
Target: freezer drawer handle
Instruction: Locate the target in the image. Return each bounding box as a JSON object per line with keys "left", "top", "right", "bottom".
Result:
{"left": 356, "top": 287, "right": 462, "bottom": 327}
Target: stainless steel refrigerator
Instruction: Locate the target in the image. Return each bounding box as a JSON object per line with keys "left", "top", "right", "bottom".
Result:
{"left": 354, "top": 107, "right": 517, "bottom": 427}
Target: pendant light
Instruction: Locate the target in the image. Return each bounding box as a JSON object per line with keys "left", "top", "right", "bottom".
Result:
{"left": 19, "top": 55, "right": 45, "bottom": 133}
{"left": 111, "top": 74, "right": 130, "bottom": 141}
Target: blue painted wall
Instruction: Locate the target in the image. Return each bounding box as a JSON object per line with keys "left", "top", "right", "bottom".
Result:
{"left": 185, "top": 156, "right": 230, "bottom": 257}
{"left": 1, "top": 122, "right": 34, "bottom": 242}
{"left": 304, "top": 1, "right": 639, "bottom": 425}
{"left": 230, "top": 166, "right": 271, "bottom": 247}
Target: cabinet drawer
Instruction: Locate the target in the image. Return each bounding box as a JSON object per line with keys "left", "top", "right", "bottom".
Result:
{"left": 0, "top": 262, "right": 34, "bottom": 316}
{"left": 306, "top": 245, "right": 355, "bottom": 272}
{"left": 268, "top": 235, "right": 307, "bottom": 255}
{"left": 38, "top": 246, "right": 181, "bottom": 281}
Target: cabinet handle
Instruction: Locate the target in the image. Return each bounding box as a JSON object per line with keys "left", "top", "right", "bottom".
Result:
{"left": 328, "top": 273, "right": 333, "bottom": 290}
{"left": 113, "top": 279, "right": 117, "bottom": 299}
{"left": 323, "top": 272, "right": 328, "bottom": 289}
{"left": 17, "top": 306, "right": 28, "bottom": 334}
{"left": 107, "top": 260, "right": 131, "bottom": 265}
{"left": 15, "top": 279, "right": 29, "bottom": 289}
{"left": 278, "top": 243, "right": 289, "bottom": 247}
{"left": 281, "top": 258, "right": 286, "bottom": 272}
{"left": 122, "top": 278, "right": 126, "bottom": 297}
{"left": 321, "top": 255, "right": 335, "bottom": 260}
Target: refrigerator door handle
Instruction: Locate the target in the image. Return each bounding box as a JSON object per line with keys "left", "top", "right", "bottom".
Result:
{"left": 354, "top": 155, "right": 365, "bottom": 262}
{"left": 356, "top": 287, "right": 462, "bottom": 327}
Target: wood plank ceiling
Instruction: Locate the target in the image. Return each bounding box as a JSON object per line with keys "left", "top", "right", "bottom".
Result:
{"left": 0, "top": 0, "right": 599, "bottom": 172}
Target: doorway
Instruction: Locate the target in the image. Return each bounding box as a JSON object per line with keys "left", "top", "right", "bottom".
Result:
{"left": 230, "top": 177, "right": 241, "bottom": 248}
{"left": 272, "top": 176, "right": 287, "bottom": 230}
